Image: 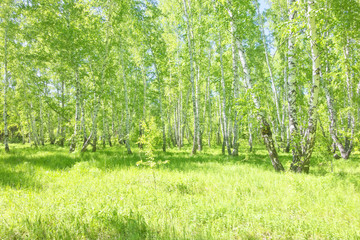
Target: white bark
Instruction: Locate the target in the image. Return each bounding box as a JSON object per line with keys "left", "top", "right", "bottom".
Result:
{"left": 206, "top": 49, "right": 212, "bottom": 147}
{"left": 139, "top": 62, "right": 146, "bottom": 149}
{"left": 15, "top": 107, "right": 25, "bottom": 144}
{"left": 178, "top": 67, "right": 184, "bottom": 149}
{"left": 300, "top": 0, "right": 321, "bottom": 173}
{"left": 39, "top": 99, "right": 44, "bottom": 146}
{"left": 45, "top": 85, "right": 55, "bottom": 144}
{"left": 324, "top": 67, "right": 352, "bottom": 159}
{"left": 92, "top": 95, "right": 100, "bottom": 152}
{"left": 218, "top": 94, "right": 225, "bottom": 154}
{"left": 344, "top": 40, "right": 355, "bottom": 153}
{"left": 3, "top": 27, "right": 9, "bottom": 152}
{"left": 102, "top": 106, "right": 107, "bottom": 148}
{"left": 48, "top": 111, "right": 55, "bottom": 144}
{"left": 151, "top": 46, "right": 166, "bottom": 152}
{"left": 183, "top": 0, "right": 199, "bottom": 155}
{"left": 121, "top": 55, "right": 132, "bottom": 154}
{"left": 60, "top": 80, "right": 65, "bottom": 146}
{"left": 30, "top": 101, "right": 40, "bottom": 147}
{"left": 219, "top": 31, "right": 231, "bottom": 155}
{"left": 228, "top": 11, "right": 240, "bottom": 156}
{"left": 196, "top": 62, "right": 202, "bottom": 151}
{"left": 287, "top": 0, "right": 302, "bottom": 170}
{"left": 248, "top": 117, "right": 253, "bottom": 152}
{"left": 70, "top": 71, "right": 80, "bottom": 152}
{"left": 257, "top": 6, "right": 283, "bottom": 141}
{"left": 357, "top": 80, "right": 360, "bottom": 123}
{"left": 237, "top": 40, "right": 284, "bottom": 171}
{"left": 324, "top": 52, "right": 354, "bottom": 160}
{"left": 81, "top": 94, "right": 87, "bottom": 144}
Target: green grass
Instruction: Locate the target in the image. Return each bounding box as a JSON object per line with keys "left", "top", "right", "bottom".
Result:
{"left": 0, "top": 143, "right": 360, "bottom": 239}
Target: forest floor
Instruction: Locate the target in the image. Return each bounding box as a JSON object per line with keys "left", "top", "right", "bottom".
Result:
{"left": 0, "top": 144, "right": 360, "bottom": 239}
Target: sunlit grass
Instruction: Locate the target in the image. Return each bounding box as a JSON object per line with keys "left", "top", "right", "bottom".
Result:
{"left": 0, "top": 143, "right": 359, "bottom": 239}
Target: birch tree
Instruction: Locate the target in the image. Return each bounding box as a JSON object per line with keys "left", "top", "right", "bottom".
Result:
{"left": 182, "top": 0, "right": 200, "bottom": 155}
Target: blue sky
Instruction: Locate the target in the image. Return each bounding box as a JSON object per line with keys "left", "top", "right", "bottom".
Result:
{"left": 259, "top": 0, "right": 271, "bottom": 13}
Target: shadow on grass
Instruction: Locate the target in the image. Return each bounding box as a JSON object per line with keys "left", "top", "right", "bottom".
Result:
{"left": 332, "top": 171, "right": 360, "bottom": 192}
{"left": 152, "top": 146, "right": 292, "bottom": 173}
{"left": 3, "top": 210, "right": 202, "bottom": 240}
{"left": 81, "top": 145, "right": 281, "bottom": 173}
{"left": 0, "top": 168, "right": 42, "bottom": 190}
{"left": 1, "top": 152, "right": 82, "bottom": 170}
{"left": 0, "top": 144, "right": 292, "bottom": 173}
{"left": 3, "top": 144, "right": 358, "bottom": 178}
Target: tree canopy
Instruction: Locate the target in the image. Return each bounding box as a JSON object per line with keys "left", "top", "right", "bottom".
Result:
{"left": 1, "top": 0, "right": 359, "bottom": 173}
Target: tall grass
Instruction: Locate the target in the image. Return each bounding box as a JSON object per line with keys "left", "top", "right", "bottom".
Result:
{"left": 0, "top": 144, "right": 359, "bottom": 239}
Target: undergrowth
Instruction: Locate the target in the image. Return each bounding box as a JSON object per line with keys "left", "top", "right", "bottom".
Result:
{"left": 0, "top": 144, "right": 359, "bottom": 239}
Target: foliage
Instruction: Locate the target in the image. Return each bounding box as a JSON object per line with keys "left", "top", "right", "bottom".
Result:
{"left": 0, "top": 0, "right": 359, "bottom": 169}
{"left": 137, "top": 117, "right": 169, "bottom": 167}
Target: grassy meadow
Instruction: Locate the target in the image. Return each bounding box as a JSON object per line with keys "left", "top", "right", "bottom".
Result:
{"left": 0, "top": 144, "right": 360, "bottom": 239}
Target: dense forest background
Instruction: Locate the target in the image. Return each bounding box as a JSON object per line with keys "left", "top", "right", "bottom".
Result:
{"left": 1, "top": 0, "right": 359, "bottom": 173}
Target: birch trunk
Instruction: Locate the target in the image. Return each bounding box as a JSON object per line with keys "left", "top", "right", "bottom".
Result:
{"left": 26, "top": 110, "right": 32, "bottom": 144}
{"left": 91, "top": 20, "right": 112, "bottom": 151}
{"left": 206, "top": 50, "right": 212, "bottom": 147}
{"left": 324, "top": 64, "right": 353, "bottom": 159}
{"left": 39, "top": 99, "right": 45, "bottom": 146}
{"left": 60, "top": 79, "right": 65, "bottom": 147}
{"left": 120, "top": 55, "right": 132, "bottom": 154}
{"left": 152, "top": 50, "right": 166, "bottom": 152}
{"left": 237, "top": 40, "right": 284, "bottom": 171}
{"left": 23, "top": 86, "right": 32, "bottom": 144}
{"left": 216, "top": 97, "right": 222, "bottom": 146}
{"left": 30, "top": 102, "right": 40, "bottom": 147}
{"left": 248, "top": 117, "right": 253, "bottom": 152}
{"left": 48, "top": 112, "right": 55, "bottom": 144}
{"left": 257, "top": 6, "right": 282, "bottom": 141}
{"left": 111, "top": 97, "right": 116, "bottom": 144}
{"left": 287, "top": 0, "right": 302, "bottom": 171}
{"left": 178, "top": 72, "right": 184, "bottom": 149}
{"left": 182, "top": 89, "right": 190, "bottom": 147}
{"left": 219, "top": 31, "right": 231, "bottom": 155}
{"left": 45, "top": 86, "right": 55, "bottom": 144}
{"left": 344, "top": 39, "right": 355, "bottom": 155}
{"left": 297, "top": 0, "right": 322, "bottom": 173}
{"left": 87, "top": 62, "right": 102, "bottom": 153}
{"left": 228, "top": 16, "right": 240, "bottom": 155}
{"left": 70, "top": 71, "right": 80, "bottom": 152}
{"left": 183, "top": 0, "right": 199, "bottom": 155}
{"left": 168, "top": 70, "right": 176, "bottom": 147}
{"left": 196, "top": 63, "right": 202, "bottom": 151}
{"left": 283, "top": 62, "right": 290, "bottom": 152}
{"left": 57, "top": 114, "right": 60, "bottom": 144}
{"left": 218, "top": 94, "right": 225, "bottom": 155}
{"left": 81, "top": 96, "right": 87, "bottom": 144}
{"left": 102, "top": 106, "right": 107, "bottom": 148}
{"left": 175, "top": 103, "right": 179, "bottom": 148}
{"left": 357, "top": 80, "right": 360, "bottom": 125}
{"left": 15, "top": 107, "right": 26, "bottom": 144}
{"left": 92, "top": 95, "right": 100, "bottom": 152}
{"left": 3, "top": 27, "right": 10, "bottom": 152}
{"left": 173, "top": 106, "right": 178, "bottom": 147}
{"left": 139, "top": 63, "right": 146, "bottom": 149}
{"left": 228, "top": 117, "right": 233, "bottom": 148}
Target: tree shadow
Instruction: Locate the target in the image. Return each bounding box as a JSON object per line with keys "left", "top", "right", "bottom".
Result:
{"left": 3, "top": 144, "right": 357, "bottom": 178}
{"left": 0, "top": 168, "right": 42, "bottom": 190}
{"left": 331, "top": 171, "right": 360, "bottom": 193}
{"left": 152, "top": 146, "right": 293, "bottom": 173}
{"left": 3, "top": 210, "right": 205, "bottom": 240}
{"left": 1, "top": 142, "right": 294, "bottom": 173}
{"left": 1, "top": 152, "right": 82, "bottom": 170}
